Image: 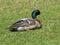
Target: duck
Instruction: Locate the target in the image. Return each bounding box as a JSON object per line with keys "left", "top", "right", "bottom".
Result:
{"left": 9, "top": 10, "right": 42, "bottom": 31}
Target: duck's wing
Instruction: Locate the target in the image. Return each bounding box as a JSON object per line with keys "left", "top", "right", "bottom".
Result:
{"left": 9, "top": 20, "right": 29, "bottom": 31}
{"left": 10, "top": 20, "right": 29, "bottom": 28}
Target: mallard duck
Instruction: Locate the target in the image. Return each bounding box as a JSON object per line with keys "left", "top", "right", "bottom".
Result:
{"left": 9, "top": 10, "right": 42, "bottom": 31}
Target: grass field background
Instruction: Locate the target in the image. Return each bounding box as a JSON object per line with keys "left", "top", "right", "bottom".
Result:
{"left": 0, "top": 0, "right": 60, "bottom": 45}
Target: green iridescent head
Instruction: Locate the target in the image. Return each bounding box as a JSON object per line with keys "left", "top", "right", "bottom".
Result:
{"left": 32, "top": 10, "right": 40, "bottom": 19}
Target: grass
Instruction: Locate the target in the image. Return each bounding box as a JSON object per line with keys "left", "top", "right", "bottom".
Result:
{"left": 0, "top": 0, "right": 60, "bottom": 45}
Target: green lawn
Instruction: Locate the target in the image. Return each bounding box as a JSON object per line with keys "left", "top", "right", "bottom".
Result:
{"left": 0, "top": 0, "right": 60, "bottom": 45}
